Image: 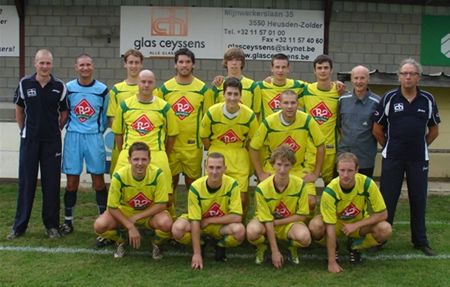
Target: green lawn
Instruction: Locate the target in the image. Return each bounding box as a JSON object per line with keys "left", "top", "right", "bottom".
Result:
{"left": 1, "top": 184, "right": 449, "bottom": 287}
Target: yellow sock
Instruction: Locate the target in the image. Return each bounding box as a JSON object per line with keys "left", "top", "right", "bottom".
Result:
{"left": 249, "top": 235, "right": 265, "bottom": 246}
{"left": 176, "top": 232, "right": 192, "bottom": 245}
{"left": 153, "top": 229, "right": 171, "bottom": 245}
{"left": 99, "top": 230, "right": 123, "bottom": 243}
{"left": 352, "top": 233, "right": 380, "bottom": 250}
{"left": 218, "top": 235, "right": 240, "bottom": 248}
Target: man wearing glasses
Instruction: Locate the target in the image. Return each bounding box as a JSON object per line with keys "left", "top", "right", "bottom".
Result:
{"left": 372, "top": 58, "right": 440, "bottom": 256}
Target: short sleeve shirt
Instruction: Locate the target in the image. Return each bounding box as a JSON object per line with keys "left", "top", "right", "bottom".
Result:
{"left": 14, "top": 73, "right": 68, "bottom": 140}
{"left": 187, "top": 175, "right": 242, "bottom": 221}
{"left": 372, "top": 87, "right": 440, "bottom": 160}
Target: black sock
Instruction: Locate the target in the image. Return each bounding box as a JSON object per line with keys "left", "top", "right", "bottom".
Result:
{"left": 64, "top": 189, "right": 77, "bottom": 225}
{"left": 96, "top": 188, "right": 108, "bottom": 214}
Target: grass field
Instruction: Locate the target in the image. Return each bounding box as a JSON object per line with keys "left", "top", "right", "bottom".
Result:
{"left": 1, "top": 184, "right": 449, "bottom": 287}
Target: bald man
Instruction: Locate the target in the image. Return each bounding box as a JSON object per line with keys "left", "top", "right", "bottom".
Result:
{"left": 112, "top": 70, "right": 179, "bottom": 215}
{"left": 337, "top": 66, "right": 380, "bottom": 177}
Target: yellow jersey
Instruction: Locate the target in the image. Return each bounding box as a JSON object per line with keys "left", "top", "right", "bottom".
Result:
{"left": 187, "top": 174, "right": 242, "bottom": 221}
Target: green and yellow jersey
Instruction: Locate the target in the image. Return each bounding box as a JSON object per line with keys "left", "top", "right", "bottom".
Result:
{"left": 200, "top": 103, "right": 258, "bottom": 149}
{"left": 299, "top": 82, "right": 339, "bottom": 154}
{"left": 256, "top": 79, "right": 306, "bottom": 120}
{"left": 155, "top": 77, "right": 212, "bottom": 150}
{"left": 112, "top": 95, "right": 179, "bottom": 151}
{"left": 212, "top": 76, "right": 261, "bottom": 113}
{"left": 320, "top": 173, "right": 387, "bottom": 225}
{"left": 249, "top": 110, "right": 325, "bottom": 174}
{"left": 108, "top": 164, "right": 170, "bottom": 213}
{"left": 254, "top": 174, "right": 309, "bottom": 222}
{"left": 107, "top": 81, "right": 139, "bottom": 118}
{"left": 187, "top": 175, "right": 242, "bottom": 221}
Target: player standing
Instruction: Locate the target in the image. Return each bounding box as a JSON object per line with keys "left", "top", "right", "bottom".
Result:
{"left": 256, "top": 53, "right": 306, "bottom": 120}
{"left": 112, "top": 70, "right": 179, "bottom": 215}
{"left": 107, "top": 49, "right": 144, "bottom": 174}
{"left": 61, "top": 54, "right": 109, "bottom": 236}
{"left": 249, "top": 90, "right": 325, "bottom": 214}
{"left": 212, "top": 47, "right": 260, "bottom": 114}
{"left": 200, "top": 77, "right": 259, "bottom": 211}
{"left": 155, "top": 48, "right": 212, "bottom": 194}
{"left": 300, "top": 54, "right": 340, "bottom": 186}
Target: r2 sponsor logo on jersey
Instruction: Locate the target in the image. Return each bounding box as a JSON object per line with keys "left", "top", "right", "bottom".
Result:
{"left": 202, "top": 203, "right": 225, "bottom": 218}
{"left": 268, "top": 94, "right": 281, "bottom": 112}
{"left": 218, "top": 129, "right": 241, "bottom": 144}
{"left": 310, "top": 102, "right": 332, "bottom": 125}
{"left": 274, "top": 201, "right": 290, "bottom": 219}
{"left": 339, "top": 202, "right": 360, "bottom": 220}
{"left": 280, "top": 136, "right": 300, "bottom": 152}
{"left": 131, "top": 115, "right": 154, "bottom": 136}
{"left": 172, "top": 96, "right": 194, "bottom": 120}
{"left": 74, "top": 99, "right": 95, "bottom": 122}
{"left": 128, "top": 192, "right": 152, "bottom": 210}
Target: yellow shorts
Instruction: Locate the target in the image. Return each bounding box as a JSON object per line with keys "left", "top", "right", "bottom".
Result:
{"left": 305, "top": 151, "right": 336, "bottom": 185}
{"left": 208, "top": 147, "right": 250, "bottom": 193}
{"left": 274, "top": 221, "right": 306, "bottom": 241}
{"left": 109, "top": 145, "right": 120, "bottom": 175}
{"left": 117, "top": 207, "right": 170, "bottom": 229}
{"left": 179, "top": 213, "right": 223, "bottom": 239}
{"left": 115, "top": 149, "right": 173, "bottom": 192}
{"left": 335, "top": 220, "right": 361, "bottom": 239}
{"left": 169, "top": 148, "right": 203, "bottom": 180}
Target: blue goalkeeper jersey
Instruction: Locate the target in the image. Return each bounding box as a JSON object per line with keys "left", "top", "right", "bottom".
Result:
{"left": 65, "top": 79, "right": 109, "bottom": 133}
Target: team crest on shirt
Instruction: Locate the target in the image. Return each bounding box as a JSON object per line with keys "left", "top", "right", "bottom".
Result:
{"left": 280, "top": 136, "right": 300, "bottom": 152}
{"left": 268, "top": 94, "right": 282, "bottom": 112}
{"left": 74, "top": 99, "right": 95, "bottom": 122}
{"left": 131, "top": 115, "right": 154, "bottom": 136}
{"left": 26, "top": 88, "right": 37, "bottom": 97}
{"left": 274, "top": 201, "right": 290, "bottom": 219}
{"left": 394, "top": 103, "right": 404, "bottom": 112}
{"left": 128, "top": 192, "right": 152, "bottom": 210}
{"left": 339, "top": 202, "right": 360, "bottom": 220}
{"left": 310, "top": 102, "right": 332, "bottom": 125}
{"left": 172, "top": 96, "right": 194, "bottom": 120}
{"left": 203, "top": 203, "right": 225, "bottom": 218}
{"left": 218, "top": 129, "right": 240, "bottom": 144}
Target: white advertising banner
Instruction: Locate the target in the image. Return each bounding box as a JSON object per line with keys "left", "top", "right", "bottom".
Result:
{"left": 120, "top": 6, "right": 324, "bottom": 62}
{"left": 0, "top": 6, "right": 20, "bottom": 57}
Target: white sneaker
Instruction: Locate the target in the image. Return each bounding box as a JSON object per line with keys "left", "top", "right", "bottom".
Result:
{"left": 114, "top": 242, "right": 126, "bottom": 258}
{"left": 152, "top": 241, "right": 163, "bottom": 260}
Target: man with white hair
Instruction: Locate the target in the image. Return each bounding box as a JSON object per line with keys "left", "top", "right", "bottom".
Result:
{"left": 338, "top": 65, "right": 380, "bottom": 177}
{"left": 372, "top": 58, "right": 440, "bottom": 256}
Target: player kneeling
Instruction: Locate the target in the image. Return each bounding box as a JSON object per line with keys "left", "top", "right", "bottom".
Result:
{"left": 309, "top": 152, "right": 392, "bottom": 273}
{"left": 93, "top": 142, "right": 172, "bottom": 259}
{"left": 171, "top": 152, "right": 245, "bottom": 270}
{"left": 247, "top": 145, "right": 311, "bottom": 269}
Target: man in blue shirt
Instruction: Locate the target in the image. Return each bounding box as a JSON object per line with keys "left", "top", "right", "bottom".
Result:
{"left": 372, "top": 58, "right": 440, "bottom": 256}
{"left": 61, "top": 54, "right": 109, "bottom": 237}
{"left": 8, "top": 49, "right": 68, "bottom": 240}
